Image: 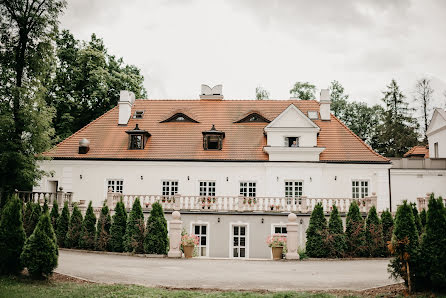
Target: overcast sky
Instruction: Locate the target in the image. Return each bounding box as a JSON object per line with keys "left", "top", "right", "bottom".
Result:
{"left": 60, "top": 0, "right": 446, "bottom": 109}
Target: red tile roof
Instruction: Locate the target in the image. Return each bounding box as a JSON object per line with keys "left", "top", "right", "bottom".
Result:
{"left": 404, "top": 145, "right": 429, "bottom": 158}
{"left": 43, "top": 99, "right": 389, "bottom": 163}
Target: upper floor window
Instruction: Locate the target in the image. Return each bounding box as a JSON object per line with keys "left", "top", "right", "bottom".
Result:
{"left": 352, "top": 180, "right": 369, "bottom": 198}
{"left": 126, "top": 124, "right": 151, "bottom": 150}
{"left": 285, "top": 181, "right": 303, "bottom": 204}
{"left": 202, "top": 124, "right": 225, "bottom": 150}
{"left": 108, "top": 179, "right": 123, "bottom": 193}
{"left": 285, "top": 137, "right": 299, "bottom": 147}
{"left": 162, "top": 180, "right": 178, "bottom": 196}
{"left": 133, "top": 110, "right": 144, "bottom": 119}
{"left": 160, "top": 113, "right": 199, "bottom": 123}
{"left": 200, "top": 181, "right": 216, "bottom": 196}
{"left": 240, "top": 182, "right": 256, "bottom": 197}
{"left": 130, "top": 135, "right": 143, "bottom": 149}
{"left": 234, "top": 113, "right": 270, "bottom": 123}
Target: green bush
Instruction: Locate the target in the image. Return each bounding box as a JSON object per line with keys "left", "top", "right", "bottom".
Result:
{"left": 327, "top": 205, "right": 346, "bottom": 258}
{"left": 411, "top": 203, "right": 422, "bottom": 236}
{"left": 365, "top": 206, "right": 385, "bottom": 257}
{"left": 144, "top": 202, "right": 168, "bottom": 254}
{"left": 24, "top": 202, "right": 41, "bottom": 237}
{"left": 80, "top": 202, "right": 96, "bottom": 250}
{"left": 413, "top": 195, "right": 446, "bottom": 292}
{"left": 49, "top": 201, "right": 59, "bottom": 232}
{"left": 65, "top": 205, "right": 83, "bottom": 248}
{"left": 55, "top": 201, "right": 70, "bottom": 248}
{"left": 110, "top": 200, "right": 127, "bottom": 252}
{"left": 419, "top": 208, "right": 427, "bottom": 227}
{"left": 0, "top": 196, "right": 26, "bottom": 275}
{"left": 306, "top": 203, "right": 328, "bottom": 258}
{"left": 124, "top": 198, "right": 145, "bottom": 253}
{"left": 96, "top": 204, "right": 112, "bottom": 251}
{"left": 388, "top": 201, "right": 418, "bottom": 290}
{"left": 345, "top": 201, "right": 366, "bottom": 257}
{"left": 21, "top": 213, "right": 58, "bottom": 279}
{"left": 42, "top": 199, "right": 49, "bottom": 214}
{"left": 381, "top": 209, "right": 394, "bottom": 256}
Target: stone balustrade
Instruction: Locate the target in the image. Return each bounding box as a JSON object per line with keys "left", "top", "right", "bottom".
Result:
{"left": 417, "top": 192, "right": 446, "bottom": 211}
{"left": 15, "top": 190, "right": 73, "bottom": 207}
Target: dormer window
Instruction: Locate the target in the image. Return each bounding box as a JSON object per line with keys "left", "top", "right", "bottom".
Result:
{"left": 202, "top": 124, "right": 225, "bottom": 150}
{"left": 133, "top": 110, "right": 144, "bottom": 119}
{"left": 285, "top": 137, "right": 299, "bottom": 147}
{"left": 160, "top": 113, "right": 199, "bottom": 123}
{"left": 126, "top": 124, "right": 151, "bottom": 150}
{"left": 235, "top": 113, "right": 270, "bottom": 123}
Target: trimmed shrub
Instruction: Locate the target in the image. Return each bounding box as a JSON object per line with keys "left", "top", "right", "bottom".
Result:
{"left": 327, "top": 205, "right": 346, "bottom": 258}
{"left": 144, "top": 202, "right": 168, "bottom": 254}
{"left": 55, "top": 201, "right": 70, "bottom": 248}
{"left": 42, "top": 199, "right": 49, "bottom": 214}
{"left": 306, "top": 203, "right": 328, "bottom": 258}
{"left": 345, "top": 201, "right": 366, "bottom": 257}
{"left": 381, "top": 209, "right": 394, "bottom": 256}
{"left": 23, "top": 202, "right": 33, "bottom": 234}
{"left": 24, "top": 202, "right": 41, "bottom": 237}
{"left": 388, "top": 201, "right": 419, "bottom": 291}
{"left": 411, "top": 203, "right": 422, "bottom": 236}
{"left": 0, "top": 196, "right": 26, "bottom": 275}
{"left": 419, "top": 209, "right": 427, "bottom": 228}
{"left": 80, "top": 202, "right": 96, "bottom": 250}
{"left": 124, "top": 197, "right": 145, "bottom": 253}
{"left": 110, "top": 200, "right": 127, "bottom": 252}
{"left": 65, "top": 205, "right": 83, "bottom": 248}
{"left": 365, "top": 206, "right": 385, "bottom": 257}
{"left": 96, "top": 204, "right": 112, "bottom": 251}
{"left": 50, "top": 201, "right": 59, "bottom": 232}
{"left": 21, "top": 213, "right": 58, "bottom": 279}
{"left": 413, "top": 195, "right": 446, "bottom": 292}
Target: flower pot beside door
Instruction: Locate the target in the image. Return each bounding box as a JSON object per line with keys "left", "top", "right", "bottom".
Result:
{"left": 266, "top": 234, "right": 287, "bottom": 260}
{"left": 181, "top": 233, "right": 200, "bottom": 259}
{"left": 183, "top": 245, "right": 194, "bottom": 259}
{"left": 271, "top": 247, "right": 284, "bottom": 260}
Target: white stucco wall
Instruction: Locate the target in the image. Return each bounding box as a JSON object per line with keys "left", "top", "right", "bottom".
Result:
{"left": 34, "top": 160, "right": 391, "bottom": 211}
{"left": 428, "top": 128, "right": 446, "bottom": 158}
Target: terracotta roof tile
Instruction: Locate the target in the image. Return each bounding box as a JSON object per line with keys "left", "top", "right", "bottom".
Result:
{"left": 404, "top": 145, "right": 429, "bottom": 158}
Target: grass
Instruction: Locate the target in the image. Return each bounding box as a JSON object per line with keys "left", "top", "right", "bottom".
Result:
{"left": 0, "top": 275, "right": 343, "bottom": 298}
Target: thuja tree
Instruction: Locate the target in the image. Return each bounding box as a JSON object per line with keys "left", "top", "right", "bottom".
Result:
{"left": 24, "top": 202, "right": 41, "bottom": 237}
{"left": 381, "top": 210, "right": 394, "bottom": 256}
{"left": 65, "top": 205, "right": 83, "bottom": 248}
{"left": 96, "top": 204, "right": 112, "bottom": 251}
{"left": 124, "top": 198, "right": 145, "bottom": 253}
{"left": 21, "top": 214, "right": 58, "bottom": 279}
{"left": 56, "top": 201, "right": 70, "bottom": 247}
{"left": 419, "top": 209, "right": 427, "bottom": 228}
{"left": 365, "top": 206, "right": 385, "bottom": 257}
{"left": 388, "top": 201, "right": 419, "bottom": 292}
{"left": 110, "top": 200, "right": 127, "bottom": 252}
{"left": 23, "top": 202, "right": 34, "bottom": 235}
{"left": 80, "top": 202, "right": 96, "bottom": 250}
{"left": 413, "top": 195, "right": 446, "bottom": 292}
{"left": 345, "top": 201, "right": 366, "bottom": 257}
{"left": 306, "top": 203, "right": 328, "bottom": 258}
{"left": 411, "top": 203, "right": 422, "bottom": 236}
{"left": 42, "top": 199, "right": 49, "bottom": 214}
{"left": 50, "top": 201, "right": 59, "bottom": 232}
{"left": 0, "top": 196, "right": 26, "bottom": 274}
{"left": 144, "top": 202, "right": 168, "bottom": 254}
{"left": 327, "top": 205, "right": 346, "bottom": 258}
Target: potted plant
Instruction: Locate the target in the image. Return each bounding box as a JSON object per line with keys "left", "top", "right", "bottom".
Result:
{"left": 181, "top": 233, "right": 199, "bottom": 259}
{"left": 270, "top": 204, "right": 274, "bottom": 211}
{"left": 266, "top": 234, "right": 287, "bottom": 260}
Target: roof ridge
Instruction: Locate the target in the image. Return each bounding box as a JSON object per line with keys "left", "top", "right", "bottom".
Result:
{"left": 135, "top": 99, "right": 320, "bottom": 102}
{"left": 331, "top": 114, "right": 390, "bottom": 162}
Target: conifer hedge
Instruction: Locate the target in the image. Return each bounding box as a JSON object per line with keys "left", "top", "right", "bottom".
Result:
{"left": 110, "top": 200, "right": 127, "bottom": 252}
{"left": 50, "top": 201, "right": 59, "bottom": 232}
{"left": 80, "top": 202, "right": 96, "bottom": 250}
{"left": 327, "top": 205, "right": 346, "bottom": 258}
{"left": 96, "top": 204, "right": 112, "bottom": 251}
{"left": 56, "top": 201, "right": 70, "bottom": 248}
{"left": 365, "top": 206, "right": 385, "bottom": 257}
{"left": 345, "top": 201, "right": 366, "bottom": 257}
{"left": 65, "top": 205, "right": 83, "bottom": 248}
{"left": 411, "top": 203, "right": 422, "bottom": 236}
{"left": 24, "top": 202, "right": 41, "bottom": 237}
{"left": 419, "top": 208, "right": 427, "bottom": 228}
{"left": 0, "top": 196, "right": 26, "bottom": 275}
{"left": 381, "top": 209, "right": 393, "bottom": 256}
{"left": 124, "top": 198, "right": 145, "bottom": 253}
{"left": 306, "top": 203, "right": 328, "bottom": 258}
{"left": 144, "top": 202, "right": 168, "bottom": 254}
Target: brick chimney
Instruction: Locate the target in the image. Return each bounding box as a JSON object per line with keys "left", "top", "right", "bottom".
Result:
{"left": 319, "top": 89, "right": 331, "bottom": 121}
{"left": 118, "top": 90, "right": 135, "bottom": 125}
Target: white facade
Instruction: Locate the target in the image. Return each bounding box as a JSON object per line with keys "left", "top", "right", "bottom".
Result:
{"left": 427, "top": 108, "right": 446, "bottom": 158}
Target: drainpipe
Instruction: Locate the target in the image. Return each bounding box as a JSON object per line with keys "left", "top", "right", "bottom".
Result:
{"left": 388, "top": 168, "right": 392, "bottom": 213}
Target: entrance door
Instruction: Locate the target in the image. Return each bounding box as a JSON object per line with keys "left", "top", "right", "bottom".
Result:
{"left": 232, "top": 225, "right": 247, "bottom": 258}
{"left": 193, "top": 224, "right": 208, "bottom": 257}
{"left": 48, "top": 181, "right": 58, "bottom": 193}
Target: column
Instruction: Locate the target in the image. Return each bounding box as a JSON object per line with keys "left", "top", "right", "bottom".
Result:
{"left": 168, "top": 211, "right": 183, "bottom": 258}
{"left": 286, "top": 213, "right": 300, "bottom": 260}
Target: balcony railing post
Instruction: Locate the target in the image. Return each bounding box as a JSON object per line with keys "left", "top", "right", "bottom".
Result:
{"left": 56, "top": 188, "right": 64, "bottom": 207}
{"left": 173, "top": 194, "right": 181, "bottom": 211}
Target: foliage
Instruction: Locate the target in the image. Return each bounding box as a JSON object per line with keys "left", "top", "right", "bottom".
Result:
{"left": 381, "top": 209, "right": 394, "bottom": 256}
{"left": 42, "top": 199, "right": 49, "bottom": 214}
{"left": 55, "top": 201, "right": 70, "bottom": 248}
{"left": 329, "top": 80, "right": 349, "bottom": 118}
{"left": 413, "top": 195, "right": 446, "bottom": 292}
{"left": 289, "top": 82, "right": 316, "bottom": 100}
{"left": 181, "top": 234, "right": 200, "bottom": 247}
{"left": 21, "top": 214, "right": 58, "bottom": 279}
{"left": 365, "top": 206, "right": 385, "bottom": 257}
{"left": 411, "top": 203, "right": 422, "bottom": 236}
{"left": 96, "top": 204, "right": 112, "bottom": 251}
{"left": 65, "top": 205, "right": 83, "bottom": 248}
{"left": 24, "top": 202, "right": 42, "bottom": 237}
{"left": 305, "top": 203, "right": 328, "bottom": 258}
{"left": 0, "top": 196, "right": 26, "bottom": 275}
{"left": 0, "top": 0, "right": 65, "bottom": 197}
{"left": 345, "top": 201, "right": 366, "bottom": 257}
{"left": 110, "top": 200, "right": 127, "bottom": 252}
{"left": 80, "top": 202, "right": 96, "bottom": 250}
{"left": 413, "top": 78, "right": 434, "bottom": 142}
{"left": 255, "top": 86, "right": 269, "bottom": 100}
{"left": 144, "top": 202, "right": 168, "bottom": 254}
{"left": 124, "top": 198, "right": 145, "bottom": 253}
{"left": 419, "top": 209, "right": 427, "bottom": 227}
{"left": 49, "top": 201, "right": 59, "bottom": 232}
{"left": 388, "top": 201, "right": 419, "bottom": 291}
{"left": 326, "top": 205, "right": 346, "bottom": 258}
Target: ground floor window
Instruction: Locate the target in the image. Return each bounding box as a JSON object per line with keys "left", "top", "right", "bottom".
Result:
{"left": 232, "top": 225, "right": 248, "bottom": 258}
{"left": 273, "top": 225, "right": 287, "bottom": 235}
{"left": 107, "top": 179, "right": 123, "bottom": 193}
{"left": 240, "top": 182, "right": 256, "bottom": 197}
{"left": 193, "top": 224, "right": 208, "bottom": 257}
{"left": 352, "top": 180, "right": 369, "bottom": 198}
{"left": 162, "top": 180, "right": 178, "bottom": 197}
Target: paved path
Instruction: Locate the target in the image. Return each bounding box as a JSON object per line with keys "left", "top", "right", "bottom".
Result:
{"left": 56, "top": 250, "right": 397, "bottom": 291}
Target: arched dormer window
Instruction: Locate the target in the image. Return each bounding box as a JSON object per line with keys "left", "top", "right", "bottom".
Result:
{"left": 202, "top": 124, "right": 225, "bottom": 150}
{"left": 160, "top": 113, "right": 199, "bottom": 123}
{"left": 234, "top": 113, "right": 270, "bottom": 123}
{"left": 126, "top": 124, "right": 151, "bottom": 150}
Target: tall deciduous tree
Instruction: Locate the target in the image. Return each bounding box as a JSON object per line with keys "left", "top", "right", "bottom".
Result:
{"left": 414, "top": 78, "right": 433, "bottom": 142}
{"left": 0, "top": 0, "right": 66, "bottom": 200}
{"left": 329, "top": 80, "right": 349, "bottom": 118}
{"left": 289, "top": 81, "right": 316, "bottom": 100}
{"left": 255, "top": 86, "right": 269, "bottom": 100}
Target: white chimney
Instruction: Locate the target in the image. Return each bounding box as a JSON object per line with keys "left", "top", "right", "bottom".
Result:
{"left": 319, "top": 89, "right": 331, "bottom": 121}
{"left": 118, "top": 90, "right": 135, "bottom": 125}
{"left": 200, "top": 84, "right": 223, "bottom": 100}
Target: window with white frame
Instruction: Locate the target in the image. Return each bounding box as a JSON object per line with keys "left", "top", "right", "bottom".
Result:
{"left": 273, "top": 225, "right": 287, "bottom": 235}
{"left": 232, "top": 225, "right": 247, "bottom": 258}
{"left": 352, "top": 180, "right": 369, "bottom": 198}
{"left": 162, "top": 180, "right": 178, "bottom": 197}
{"left": 284, "top": 181, "right": 303, "bottom": 204}
{"left": 107, "top": 179, "right": 123, "bottom": 193}
{"left": 199, "top": 181, "right": 216, "bottom": 197}
{"left": 193, "top": 224, "right": 208, "bottom": 257}
{"left": 239, "top": 182, "right": 256, "bottom": 197}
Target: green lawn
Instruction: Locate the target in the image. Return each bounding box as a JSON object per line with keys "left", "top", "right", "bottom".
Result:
{"left": 0, "top": 276, "right": 342, "bottom": 298}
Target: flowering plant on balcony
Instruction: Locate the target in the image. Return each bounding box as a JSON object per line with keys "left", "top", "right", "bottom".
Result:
{"left": 181, "top": 234, "right": 199, "bottom": 247}
{"left": 243, "top": 198, "right": 257, "bottom": 205}
{"left": 266, "top": 234, "right": 287, "bottom": 248}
